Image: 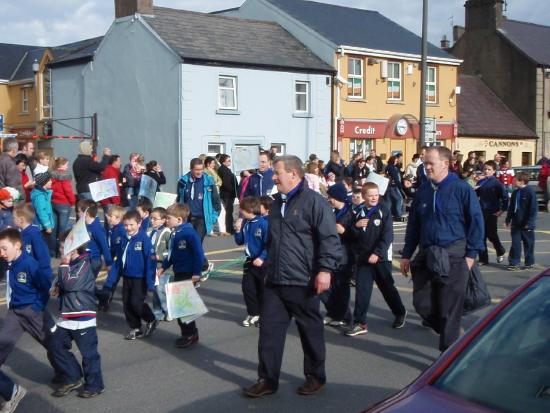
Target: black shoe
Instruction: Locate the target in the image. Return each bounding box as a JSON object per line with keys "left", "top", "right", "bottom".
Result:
{"left": 125, "top": 329, "right": 144, "bottom": 340}
{"left": 52, "top": 379, "right": 83, "bottom": 397}
{"left": 51, "top": 374, "right": 63, "bottom": 384}
{"left": 297, "top": 375, "right": 325, "bottom": 395}
{"left": 392, "top": 311, "right": 407, "bottom": 329}
{"left": 243, "top": 379, "right": 276, "bottom": 398}
{"left": 144, "top": 320, "right": 158, "bottom": 337}
{"left": 176, "top": 333, "right": 199, "bottom": 349}
{"left": 77, "top": 389, "right": 104, "bottom": 398}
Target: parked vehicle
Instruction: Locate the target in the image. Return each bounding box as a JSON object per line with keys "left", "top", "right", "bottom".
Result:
{"left": 363, "top": 269, "right": 550, "bottom": 413}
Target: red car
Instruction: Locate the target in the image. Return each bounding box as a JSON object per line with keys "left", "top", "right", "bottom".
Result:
{"left": 364, "top": 270, "right": 550, "bottom": 413}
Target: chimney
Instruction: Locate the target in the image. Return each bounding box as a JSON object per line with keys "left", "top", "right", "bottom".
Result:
{"left": 115, "top": 0, "right": 153, "bottom": 19}
{"left": 453, "top": 25, "right": 465, "bottom": 43}
{"left": 464, "top": 0, "right": 505, "bottom": 32}
{"left": 440, "top": 35, "right": 450, "bottom": 49}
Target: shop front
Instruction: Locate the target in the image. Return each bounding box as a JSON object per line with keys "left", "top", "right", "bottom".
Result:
{"left": 337, "top": 116, "right": 456, "bottom": 164}
{"left": 456, "top": 137, "right": 537, "bottom": 167}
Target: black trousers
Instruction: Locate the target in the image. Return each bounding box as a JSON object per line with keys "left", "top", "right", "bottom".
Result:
{"left": 321, "top": 265, "right": 352, "bottom": 322}
{"left": 353, "top": 262, "right": 405, "bottom": 325}
{"left": 174, "top": 273, "right": 198, "bottom": 337}
{"left": 189, "top": 215, "right": 209, "bottom": 272}
{"left": 258, "top": 283, "right": 326, "bottom": 388}
{"left": 122, "top": 277, "right": 155, "bottom": 330}
{"left": 242, "top": 259, "right": 266, "bottom": 316}
{"left": 479, "top": 211, "right": 506, "bottom": 263}
{"left": 220, "top": 194, "right": 235, "bottom": 234}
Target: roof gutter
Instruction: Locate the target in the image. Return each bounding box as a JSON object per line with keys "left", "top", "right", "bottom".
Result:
{"left": 337, "top": 45, "right": 463, "bottom": 66}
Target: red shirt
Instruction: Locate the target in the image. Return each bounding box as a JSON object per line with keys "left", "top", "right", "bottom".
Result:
{"left": 21, "top": 171, "right": 31, "bottom": 202}
{"left": 100, "top": 165, "right": 121, "bottom": 205}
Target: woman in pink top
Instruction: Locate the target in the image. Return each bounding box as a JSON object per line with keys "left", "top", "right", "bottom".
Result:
{"left": 304, "top": 162, "right": 321, "bottom": 193}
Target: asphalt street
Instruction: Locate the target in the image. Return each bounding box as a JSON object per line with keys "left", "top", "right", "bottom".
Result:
{"left": 3, "top": 213, "right": 550, "bottom": 412}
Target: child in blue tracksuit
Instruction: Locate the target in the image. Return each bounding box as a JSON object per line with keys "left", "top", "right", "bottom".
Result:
{"left": 106, "top": 206, "right": 127, "bottom": 260}
{"left": 0, "top": 187, "right": 19, "bottom": 230}
{"left": 50, "top": 232, "right": 104, "bottom": 398}
{"left": 505, "top": 171, "right": 538, "bottom": 270}
{"left": 30, "top": 171, "right": 56, "bottom": 257}
{"left": 0, "top": 228, "right": 57, "bottom": 411}
{"left": 137, "top": 198, "right": 152, "bottom": 233}
{"left": 77, "top": 200, "right": 113, "bottom": 278}
{"left": 234, "top": 197, "right": 268, "bottom": 327}
{"left": 104, "top": 210, "right": 157, "bottom": 340}
{"left": 158, "top": 203, "right": 204, "bottom": 349}
{"left": 13, "top": 204, "right": 53, "bottom": 281}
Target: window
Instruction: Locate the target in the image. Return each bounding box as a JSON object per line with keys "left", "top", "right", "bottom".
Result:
{"left": 347, "top": 58, "right": 363, "bottom": 98}
{"left": 218, "top": 76, "right": 237, "bottom": 110}
{"left": 387, "top": 62, "right": 402, "bottom": 100}
{"left": 426, "top": 66, "right": 437, "bottom": 103}
{"left": 207, "top": 143, "right": 225, "bottom": 157}
{"left": 270, "top": 143, "right": 286, "bottom": 156}
{"left": 21, "top": 88, "right": 29, "bottom": 113}
{"left": 295, "top": 81, "right": 310, "bottom": 112}
{"left": 42, "top": 69, "right": 52, "bottom": 118}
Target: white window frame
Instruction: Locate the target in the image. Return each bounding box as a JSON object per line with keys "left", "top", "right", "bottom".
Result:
{"left": 426, "top": 66, "right": 437, "bottom": 104}
{"left": 347, "top": 57, "right": 363, "bottom": 99}
{"left": 218, "top": 75, "right": 238, "bottom": 110}
{"left": 21, "top": 88, "right": 29, "bottom": 113}
{"left": 270, "top": 143, "right": 286, "bottom": 156}
{"left": 207, "top": 142, "right": 226, "bottom": 157}
{"left": 294, "top": 81, "right": 310, "bottom": 113}
{"left": 387, "top": 62, "right": 402, "bottom": 101}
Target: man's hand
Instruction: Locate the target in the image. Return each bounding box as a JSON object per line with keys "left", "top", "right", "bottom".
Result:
{"left": 335, "top": 223, "right": 346, "bottom": 234}
{"left": 368, "top": 254, "right": 379, "bottom": 264}
{"left": 252, "top": 258, "right": 263, "bottom": 267}
{"left": 400, "top": 259, "right": 410, "bottom": 277}
{"left": 355, "top": 218, "right": 369, "bottom": 228}
{"left": 315, "top": 271, "right": 331, "bottom": 294}
{"left": 45, "top": 228, "right": 52, "bottom": 234}
{"left": 192, "top": 275, "right": 200, "bottom": 285}
{"left": 156, "top": 268, "right": 164, "bottom": 277}
{"left": 465, "top": 257, "right": 474, "bottom": 270}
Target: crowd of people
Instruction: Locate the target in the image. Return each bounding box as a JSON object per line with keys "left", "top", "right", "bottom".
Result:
{"left": 0, "top": 136, "right": 541, "bottom": 410}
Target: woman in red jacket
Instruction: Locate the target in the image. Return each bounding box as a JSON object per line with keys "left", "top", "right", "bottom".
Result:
{"left": 100, "top": 155, "right": 122, "bottom": 206}
{"left": 52, "top": 156, "right": 77, "bottom": 256}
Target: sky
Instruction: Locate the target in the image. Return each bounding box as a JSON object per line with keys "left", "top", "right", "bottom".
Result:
{"left": 1, "top": 0, "right": 549, "bottom": 48}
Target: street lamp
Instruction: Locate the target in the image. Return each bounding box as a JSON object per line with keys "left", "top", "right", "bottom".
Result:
{"left": 419, "top": 0, "right": 428, "bottom": 147}
{"left": 32, "top": 59, "right": 39, "bottom": 73}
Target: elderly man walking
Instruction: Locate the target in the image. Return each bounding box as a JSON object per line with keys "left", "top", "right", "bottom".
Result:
{"left": 0, "top": 138, "right": 23, "bottom": 195}
{"left": 400, "top": 146, "right": 484, "bottom": 352}
{"left": 244, "top": 155, "right": 342, "bottom": 398}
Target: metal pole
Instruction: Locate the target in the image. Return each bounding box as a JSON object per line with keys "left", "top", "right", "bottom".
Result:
{"left": 91, "top": 112, "right": 98, "bottom": 157}
{"left": 419, "top": 0, "right": 429, "bottom": 147}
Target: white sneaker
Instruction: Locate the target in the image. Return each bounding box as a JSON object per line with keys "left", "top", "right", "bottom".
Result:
{"left": 200, "top": 262, "right": 214, "bottom": 282}
{"left": 323, "top": 317, "right": 333, "bottom": 326}
{"left": 249, "top": 315, "right": 260, "bottom": 327}
{"left": 1, "top": 385, "right": 26, "bottom": 413}
{"left": 242, "top": 315, "right": 253, "bottom": 327}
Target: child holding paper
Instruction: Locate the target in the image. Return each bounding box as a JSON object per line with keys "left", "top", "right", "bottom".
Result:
{"left": 77, "top": 200, "right": 112, "bottom": 278}
{"left": 158, "top": 204, "right": 204, "bottom": 349}
{"left": 103, "top": 210, "right": 157, "bottom": 340}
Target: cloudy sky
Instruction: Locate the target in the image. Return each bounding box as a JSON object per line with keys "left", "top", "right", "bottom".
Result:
{"left": 2, "top": 0, "right": 549, "bottom": 47}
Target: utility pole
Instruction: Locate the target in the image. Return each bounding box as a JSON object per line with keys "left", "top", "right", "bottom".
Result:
{"left": 91, "top": 113, "right": 98, "bottom": 157}
{"left": 419, "top": 0, "right": 428, "bottom": 147}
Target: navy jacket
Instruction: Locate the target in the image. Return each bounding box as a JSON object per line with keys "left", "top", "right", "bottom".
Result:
{"left": 105, "top": 230, "right": 156, "bottom": 291}
{"left": 334, "top": 203, "right": 355, "bottom": 267}
{"left": 140, "top": 216, "right": 150, "bottom": 233}
{"left": 386, "top": 164, "right": 402, "bottom": 188}
{"left": 475, "top": 176, "right": 509, "bottom": 214}
{"left": 351, "top": 202, "right": 393, "bottom": 264}
{"left": 163, "top": 223, "right": 204, "bottom": 275}
{"left": 0, "top": 208, "right": 14, "bottom": 230}
{"left": 244, "top": 169, "right": 275, "bottom": 197}
{"left": 506, "top": 185, "right": 538, "bottom": 229}
{"left": 415, "top": 163, "right": 428, "bottom": 188}
{"left": 403, "top": 173, "right": 484, "bottom": 259}
{"left": 7, "top": 252, "right": 50, "bottom": 311}
{"left": 86, "top": 217, "right": 113, "bottom": 265}
{"left": 21, "top": 224, "right": 52, "bottom": 280}
{"left": 234, "top": 215, "right": 268, "bottom": 261}
{"left": 56, "top": 253, "right": 97, "bottom": 318}
{"left": 108, "top": 223, "right": 126, "bottom": 260}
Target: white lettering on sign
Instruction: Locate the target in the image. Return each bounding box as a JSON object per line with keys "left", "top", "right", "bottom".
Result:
{"left": 354, "top": 125, "right": 376, "bottom": 135}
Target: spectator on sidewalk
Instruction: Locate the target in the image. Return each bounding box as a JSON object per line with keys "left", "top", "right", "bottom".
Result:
{"left": 0, "top": 138, "right": 23, "bottom": 196}
{"left": 72, "top": 142, "right": 111, "bottom": 201}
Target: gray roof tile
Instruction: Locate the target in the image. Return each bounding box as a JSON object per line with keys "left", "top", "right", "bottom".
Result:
{"left": 143, "top": 7, "right": 334, "bottom": 72}
{"left": 498, "top": 19, "right": 550, "bottom": 66}
{"left": 0, "top": 43, "right": 39, "bottom": 80}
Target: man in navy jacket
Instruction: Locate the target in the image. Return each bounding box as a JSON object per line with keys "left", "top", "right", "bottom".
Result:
{"left": 401, "top": 146, "right": 484, "bottom": 352}
{"left": 244, "top": 152, "right": 275, "bottom": 197}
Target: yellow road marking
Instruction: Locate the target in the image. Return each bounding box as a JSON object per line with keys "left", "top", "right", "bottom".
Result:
{"left": 205, "top": 247, "right": 244, "bottom": 256}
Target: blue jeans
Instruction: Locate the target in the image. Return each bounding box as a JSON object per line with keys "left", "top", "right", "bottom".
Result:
{"left": 386, "top": 186, "right": 403, "bottom": 219}
{"left": 508, "top": 226, "right": 535, "bottom": 266}
{"left": 153, "top": 273, "right": 171, "bottom": 320}
{"left": 50, "top": 326, "right": 104, "bottom": 392}
{"left": 77, "top": 192, "right": 93, "bottom": 201}
{"left": 53, "top": 204, "right": 72, "bottom": 256}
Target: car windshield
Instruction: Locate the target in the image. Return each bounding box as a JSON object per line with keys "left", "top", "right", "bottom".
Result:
{"left": 434, "top": 276, "right": 550, "bottom": 413}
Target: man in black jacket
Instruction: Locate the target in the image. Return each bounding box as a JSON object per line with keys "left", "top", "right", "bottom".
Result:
{"left": 72, "top": 141, "right": 111, "bottom": 200}
{"left": 244, "top": 155, "right": 342, "bottom": 398}
{"left": 217, "top": 154, "right": 238, "bottom": 234}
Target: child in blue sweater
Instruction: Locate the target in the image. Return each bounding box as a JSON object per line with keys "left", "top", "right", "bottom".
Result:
{"left": 104, "top": 211, "right": 157, "bottom": 340}
{"left": 137, "top": 198, "right": 152, "bottom": 233}
{"left": 0, "top": 187, "right": 19, "bottom": 230}
{"left": 30, "top": 171, "right": 56, "bottom": 257}
{"left": 234, "top": 197, "right": 268, "bottom": 327}
{"left": 0, "top": 228, "right": 56, "bottom": 411}
{"left": 77, "top": 200, "right": 113, "bottom": 278}
{"left": 158, "top": 203, "right": 204, "bottom": 349}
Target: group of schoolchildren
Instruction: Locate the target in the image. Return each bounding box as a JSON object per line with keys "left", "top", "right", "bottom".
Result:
{"left": 0, "top": 183, "right": 210, "bottom": 410}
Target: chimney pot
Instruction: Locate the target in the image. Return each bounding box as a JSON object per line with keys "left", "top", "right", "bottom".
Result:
{"left": 440, "top": 35, "right": 451, "bottom": 49}
{"left": 114, "top": 0, "right": 153, "bottom": 19}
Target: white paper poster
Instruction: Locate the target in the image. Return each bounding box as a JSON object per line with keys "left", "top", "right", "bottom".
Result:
{"left": 153, "top": 192, "right": 178, "bottom": 209}
{"left": 165, "top": 280, "right": 208, "bottom": 323}
{"left": 365, "top": 172, "right": 390, "bottom": 196}
{"left": 139, "top": 175, "right": 158, "bottom": 201}
{"left": 232, "top": 145, "right": 261, "bottom": 172}
{"left": 89, "top": 179, "right": 118, "bottom": 202}
{"left": 63, "top": 215, "right": 90, "bottom": 256}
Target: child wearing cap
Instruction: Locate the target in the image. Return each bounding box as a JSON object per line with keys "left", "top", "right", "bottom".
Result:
{"left": 0, "top": 187, "right": 19, "bottom": 230}
{"left": 30, "top": 172, "right": 56, "bottom": 257}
